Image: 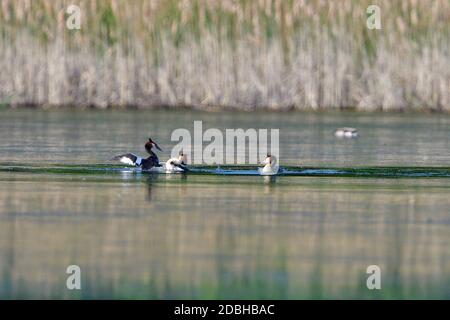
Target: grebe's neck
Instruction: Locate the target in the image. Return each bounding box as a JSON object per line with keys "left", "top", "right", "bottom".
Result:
{"left": 266, "top": 155, "right": 277, "bottom": 167}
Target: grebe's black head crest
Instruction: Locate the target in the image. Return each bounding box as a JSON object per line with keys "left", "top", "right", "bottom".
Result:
{"left": 266, "top": 153, "right": 272, "bottom": 157}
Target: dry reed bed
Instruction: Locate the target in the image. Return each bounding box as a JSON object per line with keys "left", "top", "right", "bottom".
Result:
{"left": 0, "top": 0, "right": 449, "bottom": 111}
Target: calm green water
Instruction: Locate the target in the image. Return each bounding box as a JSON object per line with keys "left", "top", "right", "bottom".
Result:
{"left": 0, "top": 110, "right": 450, "bottom": 299}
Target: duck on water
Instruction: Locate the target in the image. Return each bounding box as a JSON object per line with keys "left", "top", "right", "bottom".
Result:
{"left": 334, "top": 127, "right": 358, "bottom": 138}
{"left": 259, "top": 153, "right": 279, "bottom": 176}
{"left": 165, "top": 152, "right": 188, "bottom": 172}
{"left": 113, "top": 138, "right": 280, "bottom": 175}
{"left": 113, "top": 138, "right": 189, "bottom": 173}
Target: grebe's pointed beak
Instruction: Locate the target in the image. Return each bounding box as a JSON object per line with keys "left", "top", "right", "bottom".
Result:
{"left": 153, "top": 143, "right": 162, "bottom": 151}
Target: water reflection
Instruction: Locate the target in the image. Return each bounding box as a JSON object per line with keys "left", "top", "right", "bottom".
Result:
{"left": 263, "top": 176, "right": 277, "bottom": 194}
{"left": 144, "top": 173, "right": 188, "bottom": 203}
{"left": 0, "top": 172, "right": 449, "bottom": 299}
{"left": 263, "top": 176, "right": 277, "bottom": 184}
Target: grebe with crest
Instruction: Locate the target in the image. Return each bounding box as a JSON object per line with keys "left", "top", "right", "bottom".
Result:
{"left": 165, "top": 152, "right": 189, "bottom": 173}
{"left": 259, "top": 153, "right": 279, "bottom": 176}
{"left": 113, "top": 138, "right": 163, "bottom": 170}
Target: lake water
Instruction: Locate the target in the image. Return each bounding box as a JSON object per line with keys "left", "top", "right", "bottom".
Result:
{"left": 0, "top": 109, "right": 449, "bottom": 299}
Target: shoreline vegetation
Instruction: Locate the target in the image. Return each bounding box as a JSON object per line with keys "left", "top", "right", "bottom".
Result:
{"left": 0, "top": 0, "right": 449, "bottom": 112}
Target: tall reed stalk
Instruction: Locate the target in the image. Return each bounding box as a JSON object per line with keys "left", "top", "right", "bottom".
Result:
{"left": 0, "top": 0, "right": 449, "bottom": 111}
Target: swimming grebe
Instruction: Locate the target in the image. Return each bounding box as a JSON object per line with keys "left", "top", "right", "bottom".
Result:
{"left": 113, "top": 138, "right": 162, "bottom": 170}
{"left": 165, "top": 152, "right": 189, "bottom": 173}
{"left": 259, "top": 153, "right": 279, "bottom": 175}
{"left": 334, "top": 127, "right": 358, "bottom": 138}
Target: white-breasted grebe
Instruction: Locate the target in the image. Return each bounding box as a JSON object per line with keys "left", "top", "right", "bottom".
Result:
{"left": 259, "top": 153, "right": 279, "bottom": 175}
{"left": 165, "top": 152, "right": 189, "bottom": 173}
{"left": 334, "top": 127, "right": 358, "bottom": 138}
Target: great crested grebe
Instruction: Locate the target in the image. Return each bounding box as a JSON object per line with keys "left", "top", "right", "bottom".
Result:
{"left": 334, "top": 127, "right": 358, "bottom": 138}
{"left": 259, "top": 153, "right": 279, "bottom": 175}
{"left": 113, "top": 138, "right": 163, "bottom": 170}
{"left": 165, "top": 152, "right": 189, "bottom": 173}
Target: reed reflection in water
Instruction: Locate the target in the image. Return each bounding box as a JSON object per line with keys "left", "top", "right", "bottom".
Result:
{"left": 0, "top": 172, "right": 449, "bottom": 299}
